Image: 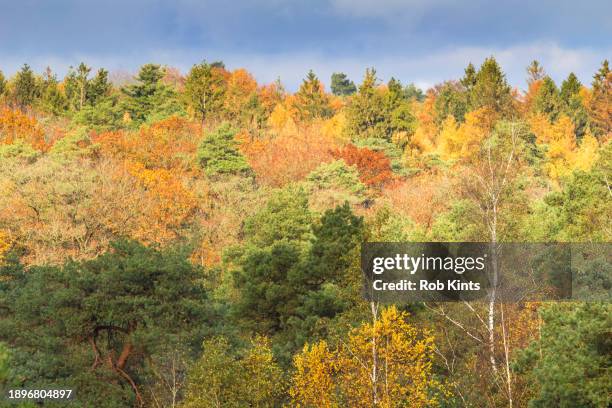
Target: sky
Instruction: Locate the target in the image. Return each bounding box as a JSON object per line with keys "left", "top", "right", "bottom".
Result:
{"left": 0, "top": 0, "right": 610, "bottom": 91}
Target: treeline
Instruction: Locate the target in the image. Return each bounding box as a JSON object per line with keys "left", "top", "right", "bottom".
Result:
{"left": 0, "top": 57, "right": 610, "bottom": 407}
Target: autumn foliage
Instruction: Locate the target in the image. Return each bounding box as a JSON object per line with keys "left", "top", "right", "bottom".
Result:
{"left": 332, "top": 143, "right": 395, "bottom": 189}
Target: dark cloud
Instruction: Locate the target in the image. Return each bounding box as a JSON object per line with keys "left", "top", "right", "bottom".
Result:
{"left": 0, "top": 0, "right": 609, "bottom": 89}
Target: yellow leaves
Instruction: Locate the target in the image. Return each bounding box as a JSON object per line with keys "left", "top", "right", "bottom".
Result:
{"left": 225, "top": 68, "right": 258, "bottom": 119}
{"left": 290, "top": 341, "right": 338, "bottom": 408}
{"left": 290, "top": 306, "right": 445, "bottom": 408}
{"left": 0, "top": 107, "right": 47, "bottom": 151}
{"left": 0, "top": 230, "right": 10, "bottom": 264}
{"left": 321, "top": 111, "right": 348, "bottom": 142}
{"left": 574, "top": 133, "right": 599, "bottom": 171}
{"left": 529, "top": 113, "right": 599, "bottom": 180}
{"left": 437, "top": 107, "right": 496, "bottom": 160}
{"left": 268, "top": 103, "right": 298, "bottom": 136}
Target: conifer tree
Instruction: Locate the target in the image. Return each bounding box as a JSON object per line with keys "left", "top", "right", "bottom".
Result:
{"left": 294, "top": 70, "right": 332, "bottom": 120}
{"left": 13, "top": 64, "right": 39, "bottom": 109}
{"left": 331, "top": 72, "right": 356, "bottom": 96}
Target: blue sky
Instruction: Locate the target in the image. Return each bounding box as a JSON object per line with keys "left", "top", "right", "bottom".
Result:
{"left": 1, "top": 0, "right": 610, "bottom": 91}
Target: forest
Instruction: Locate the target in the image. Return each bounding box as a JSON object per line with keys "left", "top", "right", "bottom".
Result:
{"left": 0, "top": 57, "right": 610, "bottom": 407}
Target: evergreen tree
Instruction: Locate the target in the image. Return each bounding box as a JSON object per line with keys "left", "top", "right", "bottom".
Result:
{"left": 0, "top": 70, "right": 6, "bottom": 97}
{"left": 40, "top": 67, "right": 67, "bottom": 115}
{"left": 346, "top": 68, "right": 387, "bottom": 139}
{"left": 527, "top": 59, "right": 546, "bottom": 85}
{"left": 87, "top": 68, "right": 112, "bottom": 105}
{"left": 331, "top": 72, "right": 356, "bottom": 96}
{"left": 589, "top": 60, "right": 611, "bottom": 136}
{"left": 294, "top": 70, "right": 332, "bottom": 120}
{"left": 65, "top": 62, "right": 92, "bottom": 111}
{"left": 13, "top": 63, "right": 39, "bottom": 109}
{"left": 461, "top": 62, "right": 477, "bottom": 90}
{"left": 560, "top": 72, "right": 582, "bottom": 103}
{"left": 404, "top": 83, "right": 425, "bottom": 101}
{"left": 516, "top": 303, "right": 611, "bottom": 408}
{"left": 197, "top": 123, "right": 251, "bottom": 177}
{"left": 434, "top": 81, "right": 468, "bottom": 124}
{"left": 533, "top": 76, "right": 563, "bottom": 121}
{"left": 184, "top": 61, "right": 226, "bottom": 128}
{"left": 560, "top": 73, "right": 589, "bottom": 139}
{"left": 122, "top": 64, "right": 182, "bottom": 125}
{"left": 470, "top": 57, "right": 513, "bottom": 114}
{"left": 0, "top": 240, "right": 211, "bottom": 407}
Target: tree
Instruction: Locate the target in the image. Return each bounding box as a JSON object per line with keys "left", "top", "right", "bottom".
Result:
{"left": 532, "top": 76, "right": 563, "bottom": 121}
{"left": 40, "top": 67, "right": 67, "bottom": 115}
{"left": 559, "top": 73, "right": 589, "bottom": 139}
{"left": 88, "top": 68, "right": 112, "bottom": 105}
{"left": 526, "top": 60, "right": 546, "bottom": 85}
{"left": 183, "top": 336, "right": 284, "bottom": 408}
{"left": 197, "top": 123, "right": 251, "bottom": 177}
{"left": 461, "top": 62, "right": 477, "bottom": 90}
{"left": 224, "top": 68, "right": 258, "bottom": 123}
{"left": 560, "top": 72, "right": 582, "bottom": 103}
{"left": 535, "top": 141, "right": 611, "bottom": 241}
{"left": 294, "top": 70, "right": 332, "bottom": 121}
{"left": 184, "top": 61, "right": 226, "bottom": 128}
{"left": 122, "top": 64, "right": 183, "bottom": 125}
{"left": 332, "top": 144, "right": 395, "bottom": 189}
{"left": 345, "top": 68, "right": 386, "bottom": 139}
{"left": 305, "top": 160, "right": 367, "bottom": 209}
{"left": 346, "top": 69, "right": 415, "bottom": 140}
{"left": 515, "top": 303, "right": 611, "bottom": 408}
{"left": 434, "top": 81, "right": 468, "bottom": 124}
{"left": 13, "top": 63, "right": 39, "bottom": 109}
{"left": 0, "top": 70, "right": 6, "bottom": 97}
{"left": 470, "top": 57, "right": 513, "bottom": 114}
{"left": 290, "top": 306, "right": 445, "bottom": 407}
{"left": 0, "top": 240, "right": 211, "bottom": 407}
{"left": 589, "top": 60, "right": 611, "bottom": 136}
{"left": 331, "top": 72, "right": 357, "bottom": 96}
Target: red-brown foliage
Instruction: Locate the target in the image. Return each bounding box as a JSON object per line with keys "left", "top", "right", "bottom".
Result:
{"left": 332, "top": 144, "right": 395, "bottom": 189}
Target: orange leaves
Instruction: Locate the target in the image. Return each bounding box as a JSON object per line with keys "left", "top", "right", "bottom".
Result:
{"left": 123, "top": 160, "right": 197, "bottom": 244}
{"left": 240, "top": 127, "right": 338, "bottom": 187}
{"left": 93, "top": 115, "right": 200, "bottom": 171}
{"left": 0, "top": 106, "right": 47, "bottom": 151}
{"left": 384, "top": 171, "right": 452, "bottom": 229}
{"left": 225, "top": 68, "right": 258, "bottom": 119}
{"left": 332, "top": 144, "right": 395, "bottom": 189}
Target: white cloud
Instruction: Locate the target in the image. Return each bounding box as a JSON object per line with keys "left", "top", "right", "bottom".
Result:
{"left": 2, "top": 42, "right": 607, "bottom": 93}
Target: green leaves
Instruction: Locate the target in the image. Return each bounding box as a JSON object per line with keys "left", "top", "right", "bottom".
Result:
{"left": 515, "top": 303, "right": 612, "bottom": 408}
{"left": 197, "top": 123, "right": 252, "bottom": 177}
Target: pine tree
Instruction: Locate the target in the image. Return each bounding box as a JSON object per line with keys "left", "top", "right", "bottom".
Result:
{"left": 40, "top": 67, "right": 67, "bottom": 115}
{"left": 533, "top": 76, "right": 562, "bottom": 121}
{"left": 526, "top": 60, "right": 546, "bottom": 85}
{"left": 470, "top": 57, "right": 513, "bottom": 114}
{"left": 589, "top": 60, "right": 611, "bottom": 136}
{"left": 0, "top": 70, "right": 6, "bottom": 97}
{"left": 331, "top": 72, "right": 357, "bottom": 96}
{"left": 560, "top": 72, "right": 582, "bottom": 103}
{"left": 13, "top": 64, "right": 39, "bottom": 109}
{"left": 294, "top": 70, "right": 332, "bottom": 120}
{"left": 87, "top": 68, "right": 112, "bottom": 105}
{"left": 184, "top": 61, "right": 226, "bottom": 128}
